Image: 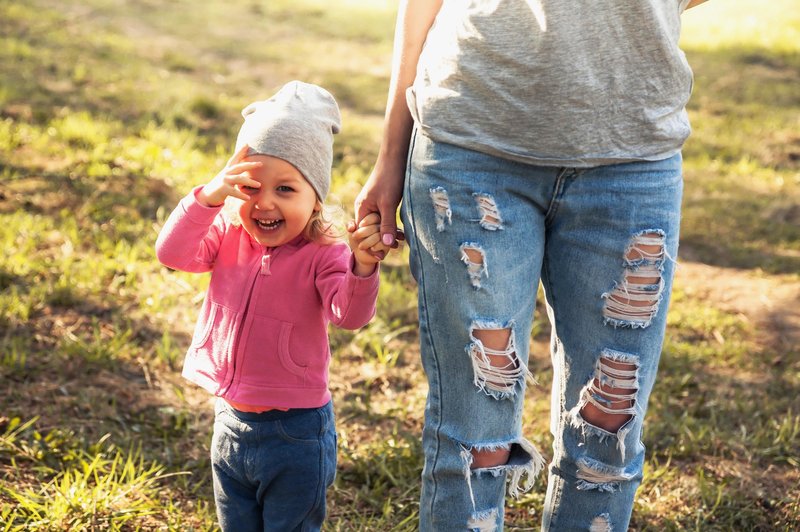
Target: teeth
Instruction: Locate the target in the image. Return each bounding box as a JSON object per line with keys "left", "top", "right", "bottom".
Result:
{"left": 255, "top": 219, "right": 281, "bottom": 230}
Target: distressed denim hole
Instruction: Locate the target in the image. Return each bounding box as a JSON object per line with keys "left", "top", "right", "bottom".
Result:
{"left": 470, "top": 446, "right": 511, "bottom": 469}
{"left": 575, "top": 456, "right": 636, "bottom": 493}
{"left": 458, "top": 438, "right": 545, "bottom": 512}
{"left": 460, "top": 243, "right": 487, "bottom": 289}
{"left": 590, "top": 513, "right": 612, "bottom": 532}
{"left": 602, "top": 231, "right": 666, "bottom": 328}
{"left": 468, "top": 324, "right": 533, "bottom": 398}
{"left": 467, "top": 508, "right": 498, "bottom": 532}
{"left": 430, "top": 186, "right": 452, "bottom": 232}
{"left": 473, "top": 192, "right": 503, "bottom": 231}
{"left": 579, "top": 356, "right": 639, "bottom": 434}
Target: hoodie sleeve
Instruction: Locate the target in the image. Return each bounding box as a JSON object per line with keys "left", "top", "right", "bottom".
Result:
{"left": 155, "top": 186, "right": 227, "bottom": 273}
{"left": 314, "top": 243, "right": 380, "bottom": 330}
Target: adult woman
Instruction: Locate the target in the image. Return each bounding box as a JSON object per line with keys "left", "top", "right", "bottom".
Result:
{"left": 356, "top": 1, "right": 708, "bottom": 529}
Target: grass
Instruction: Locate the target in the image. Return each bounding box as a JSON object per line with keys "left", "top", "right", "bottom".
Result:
{"left": 1, "top": 0, "right": 798, "bottom": 529}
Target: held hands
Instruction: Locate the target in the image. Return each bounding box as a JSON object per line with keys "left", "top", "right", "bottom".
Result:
{"left": 354, "top": 160, "right": 405, "bottom": 250}
{"left": 347, "top": 212, "right": 389, "bottom": 277}
{"left": 197, "top": 144, "right": 263, "bottom": 207}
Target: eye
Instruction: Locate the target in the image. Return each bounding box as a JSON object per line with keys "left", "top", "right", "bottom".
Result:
{"left": 240, "top": 185, "right": 259, "bottom": 195}
{"left": 277, "top": 185, "right": 295, "bottom": 193}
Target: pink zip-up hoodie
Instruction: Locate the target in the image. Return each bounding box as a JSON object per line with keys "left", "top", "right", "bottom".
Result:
{"left": 155, "top": 188, "right": 380, "bottom": 409}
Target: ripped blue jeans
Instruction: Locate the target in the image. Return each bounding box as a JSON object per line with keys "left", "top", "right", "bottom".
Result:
{"left": 400, "top": 129, "right": 682, "bottom": 531}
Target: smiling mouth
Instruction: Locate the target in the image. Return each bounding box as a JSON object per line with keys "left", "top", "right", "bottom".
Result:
{"left": 254, "top": 218, "right": 283, "bottom": 231}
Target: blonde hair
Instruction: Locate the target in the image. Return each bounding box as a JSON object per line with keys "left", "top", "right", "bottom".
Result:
{"left": 224, "top": 197, "right": 344, "bottom": 245}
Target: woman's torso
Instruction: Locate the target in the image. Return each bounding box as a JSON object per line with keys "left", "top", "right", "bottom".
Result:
{"left": 409, "top": 0, "right": 694, "bottom": 167}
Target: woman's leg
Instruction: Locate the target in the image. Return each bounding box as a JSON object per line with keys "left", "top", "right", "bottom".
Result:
{"left": 540, "top": 155, "right": 683, "bottom": 531}
{"left": 401, "top": 130, "right": 560, "bottom": 531}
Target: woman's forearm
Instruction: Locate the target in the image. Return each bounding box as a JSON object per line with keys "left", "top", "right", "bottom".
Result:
{"left": 685, "top": 0, "right": 709, "bottom": 10}
{"left": 354, "top": 0, "right": 443, "bottom": 239}
{"left": 378, "top": 0, "right": 443, "bottom": 166}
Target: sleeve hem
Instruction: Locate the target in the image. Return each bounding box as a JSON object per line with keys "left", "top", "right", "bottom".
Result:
{"left": 347, "top": 255, "right": 381, "bottom": 295}
{"left": 181, "top": 186, "right": 224, "bottom": 225}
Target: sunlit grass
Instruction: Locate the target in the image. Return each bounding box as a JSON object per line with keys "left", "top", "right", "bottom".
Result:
{"left": 1, "top": 0, "right": 798, "bottom": 529}
{"left": 681, "top": 0, "right": 800, "bottom": 53}
{"left": 0, "top": 418, "right": 215, "bottom": 530}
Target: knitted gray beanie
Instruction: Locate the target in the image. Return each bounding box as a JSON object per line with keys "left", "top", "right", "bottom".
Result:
{"left": 234, "top": 81, "right": 341, "bottom": 201}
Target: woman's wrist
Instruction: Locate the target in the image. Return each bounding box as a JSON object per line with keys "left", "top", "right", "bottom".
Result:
{"left": 372, "top": 151, "right": 409, "bottom": 188}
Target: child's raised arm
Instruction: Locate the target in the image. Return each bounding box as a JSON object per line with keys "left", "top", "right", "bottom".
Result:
{"left": 156, "top": 145, "right": 261, "bottom": 272}
{"left": 196, "top": 144, "right": 264, "bottom": 207}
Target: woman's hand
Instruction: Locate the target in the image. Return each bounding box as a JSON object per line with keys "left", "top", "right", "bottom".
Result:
{"left": 354, "top": 157, "right": 406, "bottom": 252}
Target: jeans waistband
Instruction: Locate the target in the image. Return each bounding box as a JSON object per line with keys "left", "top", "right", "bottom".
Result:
{"left": 216, "top": 399, "right": 331, "bottom": 423}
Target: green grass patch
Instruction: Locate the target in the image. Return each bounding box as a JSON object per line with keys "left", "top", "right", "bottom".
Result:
{"left": 1, "top": 0, "right": 798, "bottom": 529}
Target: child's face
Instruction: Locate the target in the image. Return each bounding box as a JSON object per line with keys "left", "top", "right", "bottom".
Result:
{"left": 238, "top": 155, "right": 320, "bottom": 247}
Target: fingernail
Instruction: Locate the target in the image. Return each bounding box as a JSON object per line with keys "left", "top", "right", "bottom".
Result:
{"left": 382, "top": 234, "right": 394, "bottom": 246}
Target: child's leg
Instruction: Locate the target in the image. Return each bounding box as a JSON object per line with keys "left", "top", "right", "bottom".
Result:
{"left": 259, "top": 402, "right": 337, "bottom": 530}
{"left": 211, "top": 401, "right": 262, "bottom": 532}
{"left": 211, "top": 400, "right": 337, "bottom": 532}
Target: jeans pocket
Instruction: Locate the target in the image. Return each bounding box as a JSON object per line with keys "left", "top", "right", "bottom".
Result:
{"left": 276, "top": 410, "right": 324, "bottom": 444}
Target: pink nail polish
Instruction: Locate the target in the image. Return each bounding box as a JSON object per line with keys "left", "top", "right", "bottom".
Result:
{"left": 382, "top": 234, "right": 394, "bottom": 246}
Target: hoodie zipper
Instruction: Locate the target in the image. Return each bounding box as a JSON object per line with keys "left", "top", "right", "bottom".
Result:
{"left": 260, "top": 252, "right": 271, "bottom": 275}
{"left": 220, "top": 246, "right": 274, "bottom": 395}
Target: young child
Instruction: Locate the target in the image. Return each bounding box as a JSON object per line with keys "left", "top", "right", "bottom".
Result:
{"left": 155, "top": 81, "right": 383, "bottom": 531}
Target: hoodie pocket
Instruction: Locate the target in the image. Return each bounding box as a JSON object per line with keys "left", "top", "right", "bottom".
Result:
{"left": 187, "top": 302, "right": 238, "bottom": 389}
{"left": 240, "top": 316, "right": 307, "bottom": 385}
{"left": 191, "top": 301, "right": 217, "bottom": 348}
{"left": 275, "top": 321, "right": 306, "bottom": 377}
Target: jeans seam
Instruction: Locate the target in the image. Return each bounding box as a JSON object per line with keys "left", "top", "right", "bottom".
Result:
{"left": 314, "top": 426, "right": 325, "bottom": 531}
{"left": 545, "top": 473, "right": 565, "bottom": 531}
{"left": 540, "top": 254, "right": 566, "bottom": 530}
{"left": 405, "top": 128, "right": 442, "bottom": 525}
{"left": 301, "top": 414, "right": 325, "bottom": 532}
{"left": 543, "top": 167, "right": 571, "bottom": 224}
{"left": 541, "top": 254, "right": 564, "bottom": 416}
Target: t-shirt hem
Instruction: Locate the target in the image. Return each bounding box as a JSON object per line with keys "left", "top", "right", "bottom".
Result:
{"left": 417, "top": 125, "right": 684, "bottom": 169}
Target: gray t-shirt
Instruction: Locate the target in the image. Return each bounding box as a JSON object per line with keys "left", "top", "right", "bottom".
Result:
{"left": 408, "top": 0, "right": 694, "bottom": 167}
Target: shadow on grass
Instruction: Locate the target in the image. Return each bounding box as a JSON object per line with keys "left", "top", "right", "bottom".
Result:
{"left": 0, "top": 165, "right": 213, "bottom": 501}
{"left": 677, "top": 47, "right": 800, "bottom": 275}
{"left": 0, "top": 162, "right": 179, "bottom": 234}
{"left": 639, "top": 340, "right": 799, "bottom": 528}
{"left": 680, "top": 194, "right": 800, "bottom": 274}
{"left": 0, "top": 278, "right": 214, "bottom": 491}
{"left": 0, "top": 272, "right": 192, "bottom": 419}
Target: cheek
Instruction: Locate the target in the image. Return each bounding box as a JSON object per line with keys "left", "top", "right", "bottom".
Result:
{"left": 305, "top": 202, "right": 321, "bottom": 221}
{"left": 238, "top": 201, "right": 252, "bottom": 220}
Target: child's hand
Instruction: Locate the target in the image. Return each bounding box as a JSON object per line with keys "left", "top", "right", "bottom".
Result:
{"left": 197, "top": 145, "right": 264, "bottom": 207}
{"left": 347, "top": 212, "right": 384, "bottom": 277}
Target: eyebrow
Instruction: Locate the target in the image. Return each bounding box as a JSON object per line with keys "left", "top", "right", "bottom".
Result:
{"left": 273, "top": 175, "right": 305, "bottom": 185}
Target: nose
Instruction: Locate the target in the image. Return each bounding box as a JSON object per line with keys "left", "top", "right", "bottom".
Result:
{"left": 253, "top": 191, "right": 275, "bottom": 211}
